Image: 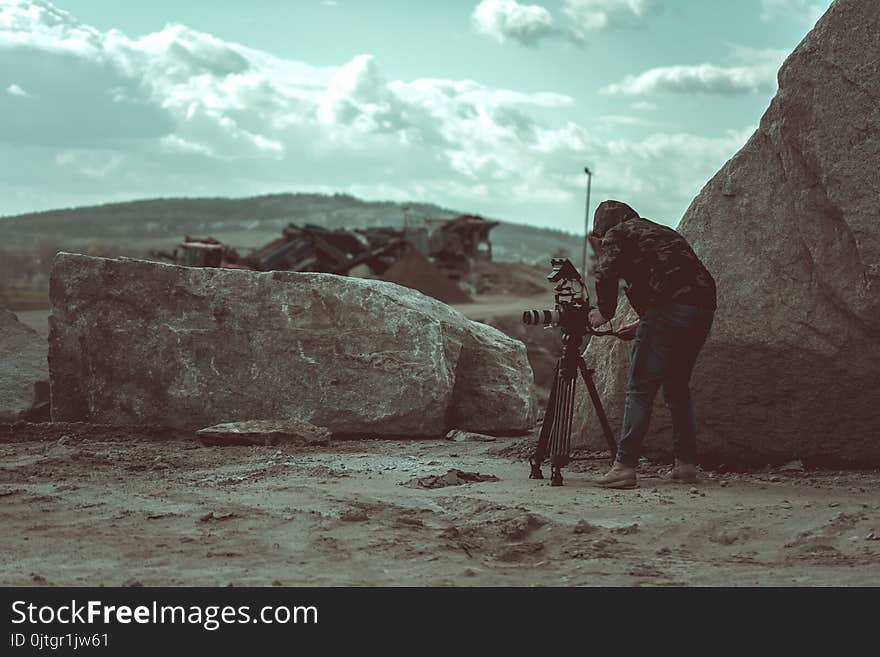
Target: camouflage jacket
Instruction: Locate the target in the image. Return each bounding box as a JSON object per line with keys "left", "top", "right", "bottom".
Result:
{"left": 594, "top": 217, "right": 717, "bottom": 320}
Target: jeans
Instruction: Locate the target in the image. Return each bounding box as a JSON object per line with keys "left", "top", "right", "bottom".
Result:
{"left": 616, "top": 304, "right": 714, "bottom": 468}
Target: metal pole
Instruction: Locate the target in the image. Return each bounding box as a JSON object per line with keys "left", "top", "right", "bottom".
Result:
{"left": 580, "top": 166, "right": 592, "bottom": 280}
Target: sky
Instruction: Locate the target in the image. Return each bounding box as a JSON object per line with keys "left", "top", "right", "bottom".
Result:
{"left": 0, "top": 0, "right": 831, "bottom": 232}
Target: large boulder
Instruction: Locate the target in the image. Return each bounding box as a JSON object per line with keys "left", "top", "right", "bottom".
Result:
{"left": 49, "top": 253, "right": 535, "bottom": 436}
{"left": 475, "top": 313, "right": 562, "bottom": 396}
{"left": 575, "top": 0, "right": 880, "bottom": 465}
{"left": 0, "top": 309, "right": 49, "bottom": 422}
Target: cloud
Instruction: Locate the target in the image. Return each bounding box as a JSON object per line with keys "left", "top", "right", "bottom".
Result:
{"left": 563, "top": 0, "right": 657, "bottom": 37}
{"left": 0, "top": 0, "right": 752, "bottom": 231}
{"left": 55, "top": 149, "right": 125, "bottom": 179}
{"left": 631, "top": 101, "right": 656, "bottom": 111}
{"left": 0, "top": 2, "right": 176, "bottom": 146}
{"left": 600, "top": 64, "right": 775, "bottom": 96}
{"left": 598, "top": 114, "right": 654, "bottom": 127}
{"left": 472, "top": 0, "right": 659, "bottom": 46}
{"left": 471, "top": 0, "right": 556, "bottom": 46}
{"left": 590, "top": 127, "right": 755, "bottom": 218}
{"left": 159, "top": 134, "right": 215, "bottom": 156}
{"left": 600, "top": 49, "right": 788, "bottom": 96}
{"left": 317, "top": 54, "right": 406, "bottom": 135}
{"left": 760, "top": 0, "right": 828, "bottom": 23}
{"left": 6, "top": 83, "right": 30, "bottom": 97}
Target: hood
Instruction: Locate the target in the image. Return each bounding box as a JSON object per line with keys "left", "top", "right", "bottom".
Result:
{"left": 592, "top": 200, "right": 639, "bottom": 238}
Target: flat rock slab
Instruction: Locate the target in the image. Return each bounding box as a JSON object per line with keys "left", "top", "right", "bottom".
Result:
{"left": 196, "top": 420, "right": 331, "bottom": 446}
{"left": 446, "top": 429, "right": 497, "bottom": 442}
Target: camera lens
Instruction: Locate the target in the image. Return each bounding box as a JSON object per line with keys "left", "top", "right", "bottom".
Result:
{"left": 522, "top": 310, "right": 555, "bottom": 326}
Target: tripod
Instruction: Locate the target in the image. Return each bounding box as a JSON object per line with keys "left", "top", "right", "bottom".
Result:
{"left": 529, "top": 330, "right": 618, "bottom": 486}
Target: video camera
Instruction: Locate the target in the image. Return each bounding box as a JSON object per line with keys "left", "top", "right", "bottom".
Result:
{"left": 522, "top": 258, "right": 613, "bottom": 339}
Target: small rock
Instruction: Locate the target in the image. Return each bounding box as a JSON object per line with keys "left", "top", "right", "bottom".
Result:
{"left": 199, "top": 511, "right": 237, "bottom": 522}
{"left": 612, "top": 523, "right": 640, "bottom": 535}
{"left": 828, "top": 502, "right": 840, "bottom": 508}
{"left": 446, "top": 429, "right": 497, "bottom": 442}
{"left": 689, "top": 488, "right": 699, "bottom": 495}
{"left": 866, "top": 532, "right": 878, "bottom": 541}
{"left": 573, "top": 520, "right": 598, "bottom": 535}
{"left": 501, "top": 514, "right": 544, "bottom": 540}
{"left": 779, "top": 459, "right": 804, "bottom": 472}
{"left": 495, "top": 541, "right": 544, "bottom": 562}
{"left": 339, "top": 508, "right": 369, "bottom": 522}
{"left": 397, "top": 516, "right": 424, "bottom": 527}
{"left": 146, "top": 512, "right": 179, "bottom": 520}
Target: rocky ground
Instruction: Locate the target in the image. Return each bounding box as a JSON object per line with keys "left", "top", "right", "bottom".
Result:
{"left": 1, "top": 427, "right": 878, "bottom": 587}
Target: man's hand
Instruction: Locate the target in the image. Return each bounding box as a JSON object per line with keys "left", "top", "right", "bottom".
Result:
{"left": 616, "top": 320, "right": 640, "bottom": 341}
{"left": 588, "top": 308, "right": 607, "bottom": 328}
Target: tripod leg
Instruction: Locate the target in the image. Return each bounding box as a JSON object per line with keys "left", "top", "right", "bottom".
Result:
{"left": 578, "top": 359, "right": 618, "bottom": 462}
{"left": 548, "top": 374, "right": 575, "bottom": 486}
{"left": 530, "top": 360, "right": 562, "bottom": 479}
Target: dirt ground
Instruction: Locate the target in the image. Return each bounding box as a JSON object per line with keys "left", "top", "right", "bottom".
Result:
{"left": 1, "top": 429, "right": 878, "bottom": 587}
{"left": 7, "top": 304, "right": 879, "bottom": 587}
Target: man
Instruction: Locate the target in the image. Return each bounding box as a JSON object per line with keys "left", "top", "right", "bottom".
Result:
{"left": 587, "top": 200, "right": 716, "bottom": 489}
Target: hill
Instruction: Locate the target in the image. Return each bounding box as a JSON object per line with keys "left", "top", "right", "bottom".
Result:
{"left": 0, "top": 193, "right": 583, "bottom": 308}
{"left": 0, "top": 193, "right": 582, "bottom": 262}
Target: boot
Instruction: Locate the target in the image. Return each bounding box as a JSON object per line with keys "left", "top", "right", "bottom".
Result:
{"left": 596, "top": 462, "right": 638, "bottom": 489}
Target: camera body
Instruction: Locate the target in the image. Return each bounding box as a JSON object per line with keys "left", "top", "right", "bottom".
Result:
{"left": 522, "top": 258, "right": 591, "bottom": 338}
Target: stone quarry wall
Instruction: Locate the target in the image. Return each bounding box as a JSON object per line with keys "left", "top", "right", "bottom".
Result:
{"left": 575, "top": 0, "right": 880, "bottom": 465}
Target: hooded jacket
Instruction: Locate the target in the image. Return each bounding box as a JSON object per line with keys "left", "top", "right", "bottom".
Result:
{"left": 592, "top": 200, "right": 717, "bottom": 320}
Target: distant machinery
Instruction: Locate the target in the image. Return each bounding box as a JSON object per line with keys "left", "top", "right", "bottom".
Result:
{"left": 426, "top": 214, "right": 499, "bottom": 279}
{"left": 152, "top": 214, "right": 499, "bottom": 280}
